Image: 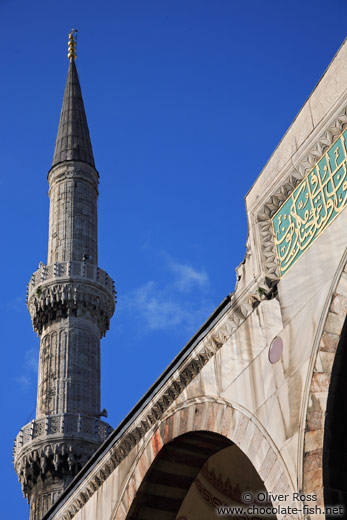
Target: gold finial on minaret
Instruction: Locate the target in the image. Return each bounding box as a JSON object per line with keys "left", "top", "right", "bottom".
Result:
{"left": 68, "top": 29, "right": 77, "bottom": 61}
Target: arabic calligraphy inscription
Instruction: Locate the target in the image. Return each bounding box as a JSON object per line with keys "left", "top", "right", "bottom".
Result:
{"left": 272, "top": 129, "right": 347, "bottom": 276}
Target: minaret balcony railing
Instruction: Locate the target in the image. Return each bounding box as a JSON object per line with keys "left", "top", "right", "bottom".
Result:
{"left": 13, "top": 413, "right": 112, "bottom": 460}
{"left": 26, "top": 261, "right": 116, "bottom": 304}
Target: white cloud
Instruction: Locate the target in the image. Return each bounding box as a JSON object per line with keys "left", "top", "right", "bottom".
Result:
{"left": 168, "top": 259, "right": 209, "bottom": 292}
{"left": 121, "top": 256, "right": 213, "bottom": 333}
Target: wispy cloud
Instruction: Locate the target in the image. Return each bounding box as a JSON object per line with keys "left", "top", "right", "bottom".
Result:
{"left": 121, "top": 255, "right": 213, "bottom": 333}
{"left": 167, "top": 259, "right": 209, "bottom": 292}
{"left": 15, "top": 347, "right": 39, "bottom": 389}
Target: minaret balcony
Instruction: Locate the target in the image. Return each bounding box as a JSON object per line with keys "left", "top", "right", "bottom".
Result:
{"left": 26, "top": 261, "right": 116, "bottom": 336}
{"left": 14, "top": 413, "right": 112, "bottom": 460}
{"left": 13, "top": 413, "right": 112, "bottom": 498}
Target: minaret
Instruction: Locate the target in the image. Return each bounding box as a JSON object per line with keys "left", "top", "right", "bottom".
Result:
{"left": 13, "top": 32, "right": 115, "bottom": 520}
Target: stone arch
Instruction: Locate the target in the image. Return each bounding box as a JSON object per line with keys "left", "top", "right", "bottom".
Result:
{"left": 302, "top": 254, "right": 347, "bottom": 506}
{"left": 127, "top": 430, "right": 233, "bottom": 519}
{"left": 112, "top": 398, "right": 295, "bottom": 520}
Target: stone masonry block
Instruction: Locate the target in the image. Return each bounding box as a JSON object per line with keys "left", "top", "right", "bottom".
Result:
{"left": 319, "top": 331, "right": 339, "bottom": 353}
{"left": 314, "top": 350, "right": 335, "bottom": 374}
{"left": 219, "top": 405, "right": 234, "bottom": 438}
{"left": 310, "top": 372, "right": 331, "bottom": 393}
{"left": 258, "top": 447, "right": 276, "bottom": 482}
{"left": 306, "top": 390, "right": 325, "bottom": 415}
{"left": 302, "top": 467, "right": 322, "bottom": 494}
{"left": 245, "top": 425, "right": 264, "bottom": 462}
{"left": 330, "top": 294, "right": 347, "bottom": 317}
{"left": 304, "top": 429, "right": 324, "bottom": 452}
{"left": 306, "top": 411, "right": 325, "bottom": 431}
{"left": 324, "top": 311, "right": 345, "bottom": 335}
{"left": 232, "top": 414, "right": 249, "bottom": 447}
{"left": 239, "top": 420, "right": 257, "bottom": 454}
{"left": 303, "top": 448, "right": 322, "bottom": 472}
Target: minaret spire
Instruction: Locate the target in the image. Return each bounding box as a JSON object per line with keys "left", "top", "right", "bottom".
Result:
{"left": 52, "top": 30, "right": 95, "bottom": 168}
{"left": 14, "top": 33, "right": 115, "bottom": 520}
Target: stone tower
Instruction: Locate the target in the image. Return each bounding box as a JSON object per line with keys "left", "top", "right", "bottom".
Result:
{"left": 13, "top": 32, "right": 115, "bottom": 520}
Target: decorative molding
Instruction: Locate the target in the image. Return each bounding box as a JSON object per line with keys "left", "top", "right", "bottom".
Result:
{"left": 28, "top": 261, "right": 115, "bottom": 301}
{"left": 14, "top": 413, "right": 112, "bottom": 458}
{"left": 256, "top": 106, "right": 347, "bottom": 280}
{"left": 15, "top": 439, "right": 99, "bottom": 501}
{"left": 14, "top": 411, "right": 113, "bottom": 503}
{"left": 27, "top": 262, "right": 116, "bottom": 336}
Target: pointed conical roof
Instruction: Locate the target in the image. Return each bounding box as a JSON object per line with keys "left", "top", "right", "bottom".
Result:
{"left": 52, "top": 60, "right": 95, "bottom": 168}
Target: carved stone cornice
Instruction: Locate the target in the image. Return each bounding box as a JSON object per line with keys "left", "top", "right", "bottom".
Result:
{"left": 27, "top": 262, "right": 116, "bottom": 336}
{"left": 15, "top": 439, "right": 97, "bottom": 500}
{"left": 14, "top": 413, "right": 112, "bottom": 501}
{"left": 256, "top": 105, "right": 347, "bottom": 280}
{"left": 14, "top": 414, "right": 112, "bottom": 457}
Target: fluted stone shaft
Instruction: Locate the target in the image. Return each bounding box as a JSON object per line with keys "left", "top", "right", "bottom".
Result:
{"left": 47, "top": 162, "right": 98, "bottom": 265}
{"left": 38, "top": 161, "right": 101, "bottom": 418}
{"left": 36, "top": 317, "right": 101, "bottom": 418}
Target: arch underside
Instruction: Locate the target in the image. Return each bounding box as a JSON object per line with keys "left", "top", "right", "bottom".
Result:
{"left": 126, "top": 431, "right": 275, "bottom": 520}
{"left": 126, "top": 431, "right": 231, "bottom": 519}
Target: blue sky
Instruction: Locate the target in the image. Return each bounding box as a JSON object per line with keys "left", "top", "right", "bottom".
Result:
{"left": 1, "top": 0, "right": 347, "bottom": 517}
